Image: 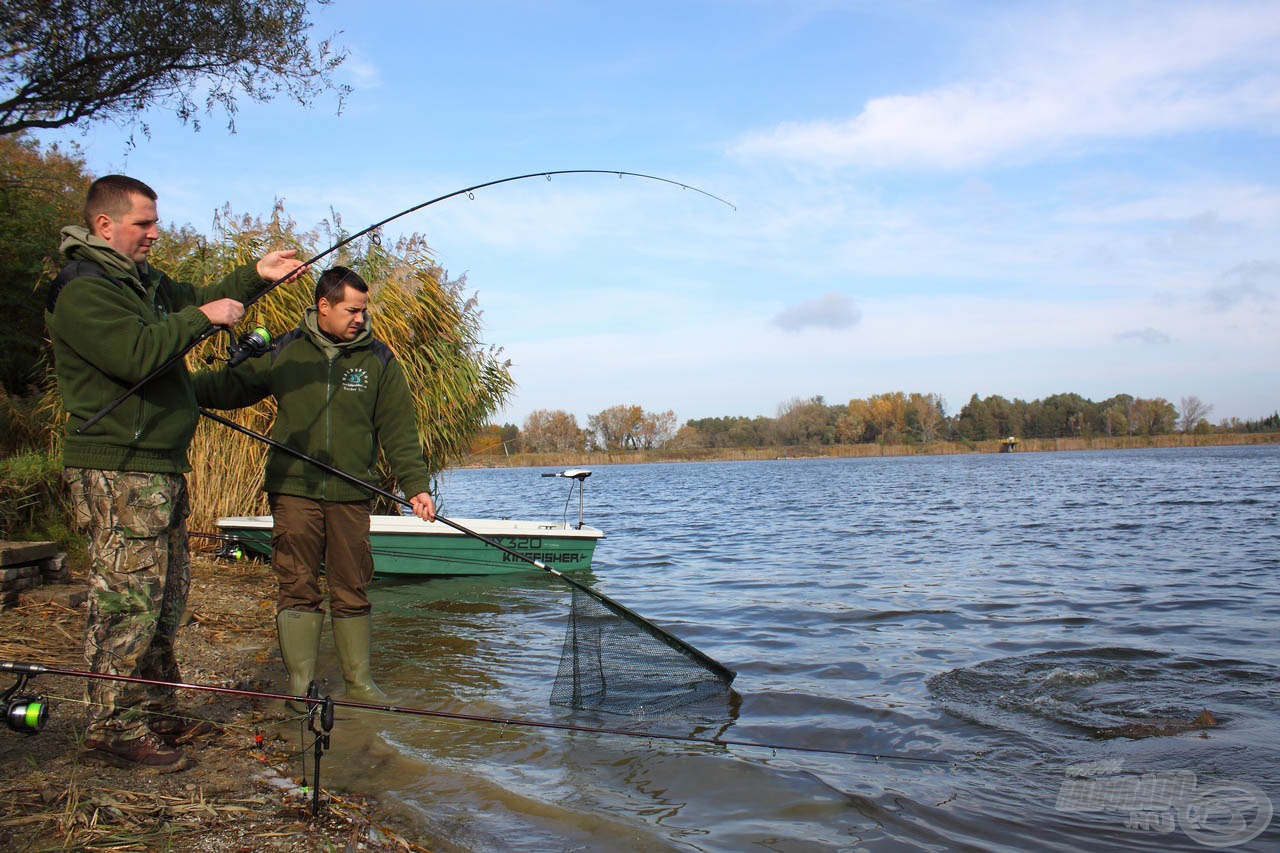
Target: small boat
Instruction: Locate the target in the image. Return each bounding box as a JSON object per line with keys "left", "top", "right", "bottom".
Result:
{"left": 215, "top": 469, "right": 604, "bottom": 576}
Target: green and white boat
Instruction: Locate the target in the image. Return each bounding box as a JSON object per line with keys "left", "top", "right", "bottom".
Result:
{"left": 215, "top": 469, "right": 604, "bottom": 577}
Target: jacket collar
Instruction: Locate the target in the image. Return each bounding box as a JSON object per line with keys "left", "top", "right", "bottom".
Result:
{"left": 59, "top": 226, "right": 147, "bottom": 289}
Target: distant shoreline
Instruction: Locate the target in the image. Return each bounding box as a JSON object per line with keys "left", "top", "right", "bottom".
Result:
{"left": 461, "top": 431, "right": 1280, "bottom": 469}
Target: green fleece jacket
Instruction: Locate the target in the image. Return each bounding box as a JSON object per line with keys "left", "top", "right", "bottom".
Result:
{"left": 45, "top": 227, "right": 266, "bottom": 474}
{"left": 192, "top": 307, "right": 431, "bottom": 502}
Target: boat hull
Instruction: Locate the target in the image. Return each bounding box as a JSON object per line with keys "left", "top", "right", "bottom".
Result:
{"left": 215, "top": 515, "right": 603, "bottom": 576}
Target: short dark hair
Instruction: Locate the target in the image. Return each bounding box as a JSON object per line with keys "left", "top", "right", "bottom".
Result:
{"left": 314, "top": 266, "right": 369, "bottom": 305}
{"left": 84, "top": 175, "right": 157, "bottom": 231}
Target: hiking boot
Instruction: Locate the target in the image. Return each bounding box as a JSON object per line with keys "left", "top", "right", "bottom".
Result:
{"left": 83, "top": 731, "right": 193, "bottom": 773}
{"left": 149, "top": 716, "right": 222, "bottom": 744}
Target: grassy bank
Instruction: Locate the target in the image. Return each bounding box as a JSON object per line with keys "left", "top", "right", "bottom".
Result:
{"left": 465, "top": 430, "right": 1280, "bottom": 469}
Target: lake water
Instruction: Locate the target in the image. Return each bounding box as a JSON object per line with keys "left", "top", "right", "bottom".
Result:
{"left": 316, "top": 445, "right": 1279, "bottom": 851}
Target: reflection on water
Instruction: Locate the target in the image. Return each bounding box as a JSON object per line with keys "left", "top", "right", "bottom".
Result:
{"left": 313, "top": 447, "right": 1280, "bottom": 851}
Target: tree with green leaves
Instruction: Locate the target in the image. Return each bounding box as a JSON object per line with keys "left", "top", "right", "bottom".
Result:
{"left": 0, "top": 0, "right": 347, "bottom": 136}
{"left": 774, "top": 395, "right": 837, "bottom": 445}
{"left": 0, "top": 133, "right": 91, "bottom": 393}
{"left": 1128, "top": 397, "right": 1177, "bottom": 436}
{"left": 683, "top": 415, "right": 772, "bottom": 448}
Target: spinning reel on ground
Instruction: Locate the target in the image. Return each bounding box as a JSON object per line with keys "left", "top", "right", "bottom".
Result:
{"left": 2, "top": 664, "right": 48, "bottom": 735}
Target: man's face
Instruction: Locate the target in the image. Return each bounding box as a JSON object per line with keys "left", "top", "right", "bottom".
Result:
{"left": 95, "top": 193, "right": 159, "bottom": 263}
{"left": 317, "top": 284, "right": 369, "bottom": 341}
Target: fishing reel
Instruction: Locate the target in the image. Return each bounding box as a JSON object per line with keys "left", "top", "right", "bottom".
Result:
{"left": 206, "top": 326, "right": 272, "bottom": 367}
{"left": 2, "top": 672, "right": 48, "bottom": 735}
{"left": 216, "top": 538, "right": 245, "bottom": 560}
{"left": 226, "top": 326, "right": 272, "bottom": 368}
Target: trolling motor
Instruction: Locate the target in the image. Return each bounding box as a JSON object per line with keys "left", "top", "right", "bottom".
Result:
{"left": 541, "top": 469, "right": 592, "bottom": 529}
{"left": 2, "top": 662, "right": 49, "bottom": 735}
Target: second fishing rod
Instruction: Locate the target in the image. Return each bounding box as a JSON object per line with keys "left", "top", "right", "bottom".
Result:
{"left": 1, "top": 660, "right": 952, "bottom": 768}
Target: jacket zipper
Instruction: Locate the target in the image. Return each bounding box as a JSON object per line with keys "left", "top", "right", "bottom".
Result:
{"left": 323, "top": 354, "right": 335, "bottom": 499}
{"left": 133, "top": 285, "right": 162, "bottom": 440}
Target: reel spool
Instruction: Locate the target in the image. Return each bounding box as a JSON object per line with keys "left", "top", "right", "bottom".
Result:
{"left": 3, "top": 674, "right": 48, "bottom": 735}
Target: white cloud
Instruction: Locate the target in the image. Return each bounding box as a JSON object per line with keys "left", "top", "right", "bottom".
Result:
{"left": 1115, "top": 328, "right": 1172, "bottom": 345}
{"left": 731, "top": 2, "right": 1280, "bottom": 170}
{"left": 772, "top": 291, "right": 862, "bottom": 332}
{"left": 1205, "top": 261, "right": 1280, "bottom": 311}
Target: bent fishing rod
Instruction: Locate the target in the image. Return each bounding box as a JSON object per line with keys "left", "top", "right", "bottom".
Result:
{"left": 0, "top": 660, "right": 949, "bottom": 766}
{"left": 76, "top": 170, "right": 735, "bottom": 434}
{"left": 197, "top": 408, "right": 736, "bottom": 684}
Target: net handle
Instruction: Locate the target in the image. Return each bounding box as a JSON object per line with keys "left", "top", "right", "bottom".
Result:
{"left": 198, "top": 409, "right": 736, "bottom": 684}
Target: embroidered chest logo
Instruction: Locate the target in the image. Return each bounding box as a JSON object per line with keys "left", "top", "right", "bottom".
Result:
{"left": 341, "top": 367, "right": 369, "bottom": 392}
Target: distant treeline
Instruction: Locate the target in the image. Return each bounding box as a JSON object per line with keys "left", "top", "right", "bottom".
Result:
{"left": 470, "top": 393, "right": 1279, "bottom": 455}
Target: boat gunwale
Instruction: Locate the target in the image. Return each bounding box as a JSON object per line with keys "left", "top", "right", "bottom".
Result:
{"left": 215, "top": 515, "right": 605, "bottom": 540}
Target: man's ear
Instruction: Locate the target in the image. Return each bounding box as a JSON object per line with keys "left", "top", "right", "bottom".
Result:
{"left": 93, "top": 212, "right": 114, "bottom": 240}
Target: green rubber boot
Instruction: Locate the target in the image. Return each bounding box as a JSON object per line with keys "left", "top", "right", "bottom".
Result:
{"left": 332, "top": 614, "right": 387, "bottom": 702}
{"left": 276, "top": 610, "right": 324, "bottom": 713}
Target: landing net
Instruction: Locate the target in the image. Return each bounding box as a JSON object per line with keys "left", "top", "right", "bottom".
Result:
{"left": 551, "top": 585, "right": 735, "bottom": 715}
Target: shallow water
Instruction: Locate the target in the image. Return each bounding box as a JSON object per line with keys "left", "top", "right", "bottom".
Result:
{"left": 315, "top": 445, "right": 1279, "bottom": 851}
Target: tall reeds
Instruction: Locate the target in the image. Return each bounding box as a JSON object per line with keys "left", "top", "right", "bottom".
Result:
{"left": 151, "top": 204, "right": 513, "bottom": 531}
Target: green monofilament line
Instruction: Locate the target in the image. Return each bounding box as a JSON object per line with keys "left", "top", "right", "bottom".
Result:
{"left": 25, "top": 702, "right": 43, "bottom": 728}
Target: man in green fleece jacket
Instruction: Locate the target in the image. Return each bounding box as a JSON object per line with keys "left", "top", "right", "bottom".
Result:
{"left": 46, "top": 174, "right": 307, "bottom": 771}
{"left": 194, "top": 266, "right": 436, "bottom": 709}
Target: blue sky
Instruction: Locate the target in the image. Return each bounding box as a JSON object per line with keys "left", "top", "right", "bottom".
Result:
{"left": 35, "top": 1, "right": 1280, "bottom": 426}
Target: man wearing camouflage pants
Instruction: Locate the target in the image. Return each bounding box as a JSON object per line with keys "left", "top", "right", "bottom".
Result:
{"left": 46, "top": 175, "right": 305, "bottom": 771}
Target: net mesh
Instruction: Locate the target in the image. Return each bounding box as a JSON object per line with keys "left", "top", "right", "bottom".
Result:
{"left": 551, "top": 586, "right": 734, "bottom": 715}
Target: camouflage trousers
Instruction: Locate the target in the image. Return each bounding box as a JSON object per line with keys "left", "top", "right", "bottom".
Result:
{"left": 63, "top": 468, "right": 191, "bottom": 741}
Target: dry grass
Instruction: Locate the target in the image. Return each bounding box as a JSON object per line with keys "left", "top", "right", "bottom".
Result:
{"left": 0, "top": 556, "right": 435, "bottom": 852}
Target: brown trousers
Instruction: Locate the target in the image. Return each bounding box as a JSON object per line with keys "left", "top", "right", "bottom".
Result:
{"left": 269, "top": 494, "right": 374, "bottom": 617}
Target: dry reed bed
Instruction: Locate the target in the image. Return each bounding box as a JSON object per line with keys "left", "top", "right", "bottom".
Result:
{"left": 159, "top": 216, "right": 513, "bottom": 533}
